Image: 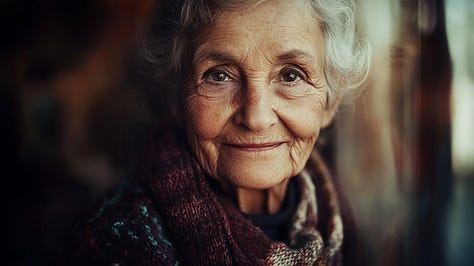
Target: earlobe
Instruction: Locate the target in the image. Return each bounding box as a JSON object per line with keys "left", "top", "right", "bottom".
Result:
{"left": 322, "top": 94, "right": 342, "bottom": 128}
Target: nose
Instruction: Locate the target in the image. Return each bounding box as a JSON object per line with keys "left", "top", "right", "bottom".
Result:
{"left": 233, "top": 85, "right": 277, "bottom": 132}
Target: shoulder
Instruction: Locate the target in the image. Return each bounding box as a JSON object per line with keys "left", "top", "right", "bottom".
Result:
{"left": 63, "top": 182, "right": 179, "bottom": 265}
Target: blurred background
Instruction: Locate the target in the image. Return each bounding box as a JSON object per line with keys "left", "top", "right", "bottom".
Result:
{"left": 1, "top": 0, "right": 472, "bottom": 265}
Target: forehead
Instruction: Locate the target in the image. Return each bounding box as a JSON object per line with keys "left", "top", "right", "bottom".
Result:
{"left": 194, "top": 0, "right": 324, "bottom": 63}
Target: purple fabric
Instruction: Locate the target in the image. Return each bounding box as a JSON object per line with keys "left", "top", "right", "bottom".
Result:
{"left": 146, "top": 130, "right": 345, "bottom": 265}
{"left": 65, "top": 129, "right": 360, "bottom": 265}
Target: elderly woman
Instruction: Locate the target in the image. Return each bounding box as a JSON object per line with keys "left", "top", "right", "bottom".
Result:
{"left": 67, "top": 0, "right": 370, "bottom": 265}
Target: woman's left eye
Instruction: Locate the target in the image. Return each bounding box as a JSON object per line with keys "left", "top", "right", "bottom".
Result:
{"left": 280, "top": 68, "right": 304, "bottom": 83}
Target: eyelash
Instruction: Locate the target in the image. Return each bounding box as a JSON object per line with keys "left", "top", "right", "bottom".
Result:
{"left": 201, "top": 65, "right": 314, "bottom": 87}
{"left": 203, "top": 68, "right": 232, "bottom": 83}
{"left": 279, "top": 66, "right": 308, "bottom": 84}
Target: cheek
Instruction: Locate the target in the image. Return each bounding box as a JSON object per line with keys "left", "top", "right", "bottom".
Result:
{"left": 277, "top": 93, "right": 327, "bottom": 138}
{"left": 185, "top": 96, "right": 233, "bottom": 140}
{"left": 276, "top": 94, "right": 326, "bottom": 175}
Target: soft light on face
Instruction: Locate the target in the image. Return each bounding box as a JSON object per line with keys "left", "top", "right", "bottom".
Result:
{"left": 183, "top": 0, "right": 337, "bottom": 190}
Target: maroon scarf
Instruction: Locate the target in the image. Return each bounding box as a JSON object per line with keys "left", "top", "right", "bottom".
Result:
{"left": 146, "top": 131, "right": 344, "bottom": 265}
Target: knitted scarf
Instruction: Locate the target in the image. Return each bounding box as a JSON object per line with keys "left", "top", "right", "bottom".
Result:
{"left": 146, "top": 131, "right": 344, "bottom": 265}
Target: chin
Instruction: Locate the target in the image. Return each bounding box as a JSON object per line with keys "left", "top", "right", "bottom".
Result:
{"left": 217, "top": 160, "right": 293, "bottom": 190}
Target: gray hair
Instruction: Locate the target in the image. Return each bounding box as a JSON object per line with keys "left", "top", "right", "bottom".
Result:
{"left": 140, "top": 0, "right": 370, "bottom": 106}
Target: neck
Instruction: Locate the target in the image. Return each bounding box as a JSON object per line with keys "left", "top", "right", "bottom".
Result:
{"left": 224, "top": 179, "right": 290, "bottom": 215}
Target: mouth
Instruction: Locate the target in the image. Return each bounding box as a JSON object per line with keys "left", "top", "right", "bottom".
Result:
{"left": 226, "top": 142, "right": 285, "bottom": 152}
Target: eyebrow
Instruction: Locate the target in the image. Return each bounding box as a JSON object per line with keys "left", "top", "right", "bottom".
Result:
{"left": 193, "top": 49, "right": 319, "bottom": 66}
{"left": 193, "top": 51, "right": 237, "bottom": 65}
{"left": 276, "top": 49, "right": 318, "bottom": 65}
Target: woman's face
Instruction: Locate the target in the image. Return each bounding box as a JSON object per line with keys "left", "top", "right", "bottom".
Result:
{"left": 184, "top": 0, "right": 337, "bottom": 190}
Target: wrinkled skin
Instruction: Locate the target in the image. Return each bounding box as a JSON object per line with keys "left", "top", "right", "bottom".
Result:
{"left": 183, "top": 0, "right": 339, "bottom": 214}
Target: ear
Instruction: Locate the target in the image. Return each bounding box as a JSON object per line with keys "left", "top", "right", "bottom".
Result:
{"left": 321, "top": 94, "right": 342, "bottom": 128}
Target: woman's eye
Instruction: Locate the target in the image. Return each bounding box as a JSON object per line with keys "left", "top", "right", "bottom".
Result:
{"left": 280, "top": 69, "right": 303, "bottom": 83}
{"left": 205, "top": 70, "right": 231, "bottom": 82}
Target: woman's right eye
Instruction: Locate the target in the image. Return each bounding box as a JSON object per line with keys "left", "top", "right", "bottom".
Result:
{"left": 204, "top": 70, "right": 231, "bottom": 82}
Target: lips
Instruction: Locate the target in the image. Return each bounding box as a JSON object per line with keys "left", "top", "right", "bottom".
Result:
{"left": 226, "top": 142, "right": 284, "bottom": 152}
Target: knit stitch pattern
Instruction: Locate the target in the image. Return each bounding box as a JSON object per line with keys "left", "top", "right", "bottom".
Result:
{"left": 145, "top": 131, "right": 344, "bottom": 265}
{"left": 64, "top": 183, "right": 179, "bottom": 265}
{"left": 65, "top": 130, "right": 356, "bottom": 265}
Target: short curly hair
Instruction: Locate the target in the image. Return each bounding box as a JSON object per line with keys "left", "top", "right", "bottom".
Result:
{"left": 140, "top": 0, "right": 370, "bottom": 106}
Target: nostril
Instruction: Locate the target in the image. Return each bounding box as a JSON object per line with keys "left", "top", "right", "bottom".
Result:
{"left": 234, "top": 98, "right": 277, "bottom": 132}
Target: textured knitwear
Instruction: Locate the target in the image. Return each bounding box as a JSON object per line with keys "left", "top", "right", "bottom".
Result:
{"left": 145, "top": 131, "right": 344, "bottom": 265}
{"left": 65, "top": 130, "right": 354, "bottom": 265}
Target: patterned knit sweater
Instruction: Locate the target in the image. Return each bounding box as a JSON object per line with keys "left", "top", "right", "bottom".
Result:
{"left": 65, "top": 182, "right": 180, "bottom": 265}
{"left": 64, "top": 133, "right": 360, "bottom": 265}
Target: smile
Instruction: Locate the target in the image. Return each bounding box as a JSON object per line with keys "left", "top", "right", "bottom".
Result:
{"left": 226, "top": 142, "right": 284, "bottom": 152}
